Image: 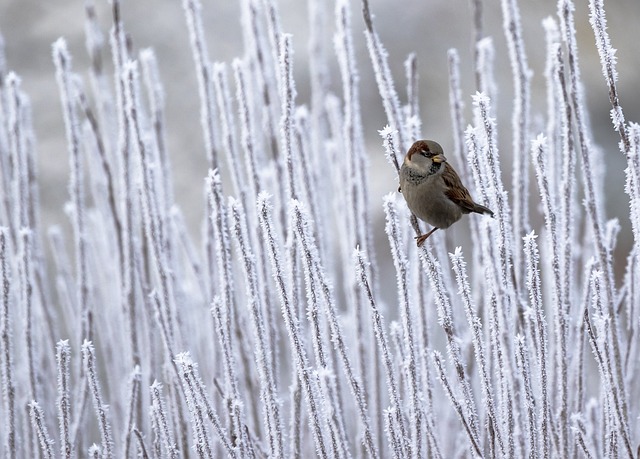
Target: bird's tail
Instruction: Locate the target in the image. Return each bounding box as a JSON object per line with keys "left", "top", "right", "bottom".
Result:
{"left": 473, "top": 203, "right": 494, "bottom": 217}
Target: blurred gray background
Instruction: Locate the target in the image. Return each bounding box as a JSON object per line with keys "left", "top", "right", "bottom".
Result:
{"left": 1, "top": 0, "right": 639, "bottom": 280}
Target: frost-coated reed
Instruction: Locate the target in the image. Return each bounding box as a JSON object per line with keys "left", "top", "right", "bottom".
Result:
{"left": 0, "top": 0, "right": 639, "bottom": 457}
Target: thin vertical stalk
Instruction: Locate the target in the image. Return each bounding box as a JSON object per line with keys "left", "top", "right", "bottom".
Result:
{"left": 523, "top": 232, "right": 550, "bottom": 458}
{"left": 228, "top": 198, "right": 283, "bottom": 458}
{"left": 0, "top": 228, "right": 16, "bottom": 458}
{"left": 53, "top": 39, "right": 91, "bottom": 342}
{"left": 258, "top": 194, "right": 330, "bottom": 459}
{"left": 361, "top": 0, "right": 406, "bottom": 151}
{"left": 29, "top": 401, "right": 54, "bottom": 459}
{"left": 292, "top": 201, "right": 379, "bottom": 459}
{"left": 383, "top": 195, "right": 422, "bottom": 459}
{"left": 82, "top": 340, "right": 114, "bottom": 459}
{"left": 558, "top": 1, "right": 628, "bottom": 440}
{"left": 182, "top": 0, "right": 220, "bottom": 169}
{"left": 501, "top": 0, "right": 531, "bottom": 264}
{"left": 56, "top": 340, "right": 72, "bottom": 459}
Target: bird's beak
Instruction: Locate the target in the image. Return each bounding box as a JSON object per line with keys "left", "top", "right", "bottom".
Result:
{"left": 432, "top": 154, "right": 447, "bottom": 163}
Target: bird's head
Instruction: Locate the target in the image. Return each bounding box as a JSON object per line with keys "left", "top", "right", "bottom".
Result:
{"left": 404, "top": 140, "right": 447, "bottom": 175}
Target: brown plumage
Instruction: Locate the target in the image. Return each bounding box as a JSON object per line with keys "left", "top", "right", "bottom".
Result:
{"left": 399, "top": 140, "right": 493, "bottom": 246}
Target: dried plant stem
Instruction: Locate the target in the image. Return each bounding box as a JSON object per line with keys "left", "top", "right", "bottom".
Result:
{"left": 258, "top": 194, "right": 329, "bottom": 459}
{"left": 354, "top": 249, "right": 411, "bottom": 458}
{"left": 292, "top": 201, "right": 379, "bottom": 459}
{"left": 53, "top": 39, "right": 91, "bottom": 342}
{"left": 82, "top": 341, "right": 114, "bottom": 459}
{"left": 29, "top": 401, "right": 54, "bottom": 459}
{"left": 523, "top": 233, "right": 551, "bottom": 458}
{"left": 183, "top": 0, "right": 219, "bottom": 169}
{"left": 558, "top": 2, "right": 629, "bottom": 444}
{"left": 383, "top": 196, "right": 422, "bottom": 459}
{"left": 0, "top": 228, "right": 16, "bottom": 458}
{"left": 228, "top": 198, "right": 284, "bottom": 458}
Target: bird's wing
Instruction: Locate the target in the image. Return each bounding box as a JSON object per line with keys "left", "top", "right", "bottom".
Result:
{"left": 441, "top": 163, "right": 477, "bottom": 213}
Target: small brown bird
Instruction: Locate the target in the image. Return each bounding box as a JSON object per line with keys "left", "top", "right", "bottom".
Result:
{"left": 399, "top": 140, "right": 493, "bottom": 246}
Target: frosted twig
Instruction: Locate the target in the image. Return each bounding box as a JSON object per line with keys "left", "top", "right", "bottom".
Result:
{"left": 334, "top": 2, "right": 375, "bottom": 427}
{"left": 82, "top": 340, "right": 114, "bottom": 459}
{"left": 542, "top": 17, "right": 561, "bottom": 193}
{"left": 553, "top": 43, "right": 576, "bottom": 322}
{"left": 421, "top": 239, "right": 482, "bottom": 450}
{"left": 475, "top": 38, "right": 497, "bottom": 111}
{"left": 354, "top": 248, "right": 411, "bottom": 458}
{"left": 501, "top": 0, "right": 531, "bottom": 262}
{"left": 180, "top": 352, "right": 245, "bottom": 458}
{"left": 531, "top": 135, "right": 565, "bottom": 455}
{"left": 74, "top": 77, "right": 124, "bottom": 273}
{"left": 293, "top": 109, "right": 325, "bottom": 248}
{"left": 383, "top": 195, "right": 422, "bottom": 458}
{"left": 108, "top": 1, "right": 140, "bottom": 384}
{"left": 288, "top": 380, "right": 302, "bottom": 459}
{"left": 228, "top": 197, "right": 284, "bottom": 458}
{"left": 53, "top": 39, "right": 91, "bottom": 341}
{"left": 278, "top": 34, "right": 298, "bottom": 203}
{"left": 515, "top": 334, "right": 537, "bottom": 459}
{"left": 530, "top": 135, "right": 563, "bottom": 312}
{"left": 140, "top": 48, "right": 172, "bottom": 213}
{"left": 257, "top": 194, "right": 329, "bottom": 459}
{"left": 212, "top": 62, "right": 245, "bottom": 203}
{"left": 206, "top": 169, "right": 235, "bottom": 342}
{"left": 173, "top": 353, "right": 218, "bottom": 459}
{"left": 587, "top": 0, "right": 629, "bottom": 153}
{"left": 56, "top": 340, "right": 72, "bottom": 459}
{"left": 132, "top": 428, "right": 151, "bottom": 459}
{"left": 446, "top": 49, "right": 468, "bottom": 179}
{"left": 261, "top": 0, "right": 283, "bottom": 88}
{"left": 404, "top": 52, "right": 420, "bottom": 141}
{"left": 488, "top": 292, "right": 516, "bottom": 458}
{"left": 209, "top": 293, "right": 246, "bottom": 450}
{"left": 29, "top": 401, "right": 54, "bottom": 459}
{"left": 19, "top": 229, "right": 37, "bottom": 404}
{"left": 588, "top": 271, "right": 633, "bottom": 457}
{"left": 558, "top": 1, "right": 628, "bottom": 436}
{"left": 232, "top": 59, "right": 263, "bottom": 201}
{"left": 626, "top": 124, "right": 640, "bottom": 256}
{"left": 361, "top": 0, "right": 406, "bottom": 150}
{"left": 449, "top": 246, "right": 504, "bottom": 456}
{"left": 432, "top": 351, "right": 482, "bottom": 457}
{"left": 306, "top": 0, "right": 330, "bottom": 163}
{"left": 150, "top": 381, "right": 179, "bottom": 459}
{"left": 123, "top": 60, "right": 178, "bottom": 346}
{"left": 292, "top": 200, "right": 379, "bottom": 458}
{"left": 378, "top": 126, "right": 402, "bottom": 185}
{"left": 245, "top": 0, "right": 286, "bottom": 216}
{"left": 383, "top": 408, "right": 402, "bottom": 459}
{"left": 335, "top": 0, "right": 369, "bottom": 248}
{"left": 469, "top": 0, "right": 484, "bottom": 88}
{"left": 0, "top": 228, "right": 16, "bottom": 457}
{"left": 523, "top": 232, "right": 551, "bottom": 458}
{"left": 472, "top": 92, "right": 518, "bottom": 328}
{"left": 6, "top": 73, "right": 29, "bottom": 232}
{"left": 571, "top": 414, "right": 596, "bottom": 459}
{"left": 123, "top": 366, "right": 141, "bottom": 459}
{"left": 182, "top": 0, "right": 220, "bottom": 167}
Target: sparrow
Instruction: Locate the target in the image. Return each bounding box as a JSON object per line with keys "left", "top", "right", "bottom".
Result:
{"left": 398, "top": 140, "right": 493, "bottom": 246}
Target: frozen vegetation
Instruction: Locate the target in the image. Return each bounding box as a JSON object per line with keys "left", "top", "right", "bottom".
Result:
{"left": 0, "top": 0, "right": 639, "bottom": 457}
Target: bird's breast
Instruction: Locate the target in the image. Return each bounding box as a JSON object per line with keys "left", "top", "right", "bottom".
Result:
{"left": 400, "top": 171, "right": 463, "bottom": 229}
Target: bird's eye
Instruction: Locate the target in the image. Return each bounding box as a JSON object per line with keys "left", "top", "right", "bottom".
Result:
{"left": 420, "top": 150, "right": 432, "bottom": 158}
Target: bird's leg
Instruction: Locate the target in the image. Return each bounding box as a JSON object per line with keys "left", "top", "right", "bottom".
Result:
{"left": 415, "top": 227, "right": 438, "bottom": 247}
